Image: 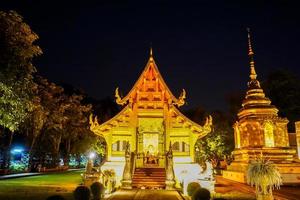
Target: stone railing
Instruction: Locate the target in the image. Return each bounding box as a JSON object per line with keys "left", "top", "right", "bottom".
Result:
{"left": 121, "top": 142, "right": 132, "bottom": 189}
{"left": 131, "top": 152, "right": 136, "bottom": 178}
{"left": 165, "top": 145, "right": 176, "bottom": 190}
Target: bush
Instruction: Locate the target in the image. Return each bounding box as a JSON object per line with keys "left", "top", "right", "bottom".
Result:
{"left": 187, "top": 182, "right": 201, "bottom": 196}
{"left": 90, "top": 182, "right": 105, "bottom": 200}
{"left": 192, "top": 188, "right": 210, "bottom": 200}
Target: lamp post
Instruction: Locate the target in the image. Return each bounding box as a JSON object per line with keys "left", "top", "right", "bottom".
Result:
{"left": 86, "top": 152, "right": 95, "bottom": 173}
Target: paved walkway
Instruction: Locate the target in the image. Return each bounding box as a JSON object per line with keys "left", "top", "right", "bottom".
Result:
{"left": 106, "top": 189, "right": 185, "bottom": 200}
{"left": 0, "top": 172, "right": 42, "bottom": 180}
{"left": 216, "top": 176, "right": 300, "bottom": 200}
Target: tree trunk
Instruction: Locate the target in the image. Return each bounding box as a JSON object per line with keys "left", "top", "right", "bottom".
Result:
{"left": 3, "top": 130, "right": 14, "bottom": 170}
{"left": 64, "top": 139, "right": 71, "bottom": 167}
{"left": 52, "top": 134, "right": 62, "bottom": 167}
{"left": 76, "top": 154, "right": 81, "bottom": 168}
{"left": 28, "top": 136, "right": 37, "bottom": 171}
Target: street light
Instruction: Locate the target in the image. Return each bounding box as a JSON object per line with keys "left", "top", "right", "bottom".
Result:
{"left": 89, "top": 152, "right": 96, "bottom": 160}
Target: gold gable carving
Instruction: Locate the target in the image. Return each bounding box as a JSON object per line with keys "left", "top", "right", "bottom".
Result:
{"left": 138, "top": 118, "right": 164, "bottom": 133}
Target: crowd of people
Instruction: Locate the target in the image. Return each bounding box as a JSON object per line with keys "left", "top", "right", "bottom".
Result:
{"left": 46, "top": 182, "right": 105, "bottom": 200}
{"left": 44, "top": 184, "right": 228, "bottom": 200}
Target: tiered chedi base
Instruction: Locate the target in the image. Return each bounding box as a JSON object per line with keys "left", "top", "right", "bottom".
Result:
{"left": 223, "top": 148, "right": 300, "bottom": 184}
{"left": 132, "top": 168, "right": 166, "bottom": 189}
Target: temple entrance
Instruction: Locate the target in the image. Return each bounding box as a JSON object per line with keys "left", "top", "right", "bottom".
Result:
{"left": 143, "top": 133, "right": 159, "bottom": 155}
{"left": 143, "top": 133, "right": 160, "bottom": 166}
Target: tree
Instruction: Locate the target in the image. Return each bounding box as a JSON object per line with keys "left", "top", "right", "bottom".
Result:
{"left": 263, "top": 69, "right": 300, "bottom": 132}
{"left": 40, "top": 79, "right": 68, "bottom": 167}
{"left": 195, "top": 111, "right": 234, "bottom": 168}
{"left": 69, "top": 132, "right": 104, "bottom": 167}
{"left": 0, "top": 11, "right": 42, "bottom": 83}
{"left": 0, "top": 82, "right": 30, "bottom": 169}
{"left": 26, "top": 77, "right": 68, "bottom": 167}
{"left": 0, "top": 83, "right": 29, "bottom": 133}
{"left": 86, "top": 96, "right": 119, "bottom": 122}
{"left": 247, "top": 155, "right": 282, "bottom": 200}
{"left": 61, "top": 94, "right": 92, "bottom": 166}
{"left": 0, "top": 11, "right": 42, "bottom": 169}
{"left": 225, "top": 91, "right": 244, "bottom": 123}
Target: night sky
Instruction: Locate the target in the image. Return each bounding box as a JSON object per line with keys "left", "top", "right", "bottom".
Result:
{"left": 1, "top": 1, "right": 300, "bottom": 112}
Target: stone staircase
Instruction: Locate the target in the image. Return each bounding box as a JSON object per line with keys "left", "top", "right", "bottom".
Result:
{"left": 132, "top": 168, "right": 166, "bottom": 189}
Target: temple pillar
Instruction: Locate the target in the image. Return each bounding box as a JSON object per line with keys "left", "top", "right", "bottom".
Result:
{"left": 296, "top": 121, "right": 300, "bottom": 159}
{"left": 105, "top": 135, "right": 112, "bottom": 161}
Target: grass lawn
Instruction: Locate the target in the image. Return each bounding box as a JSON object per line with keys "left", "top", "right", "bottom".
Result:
{"left": 0, "top": 170, "right": 84, "bottom": 200}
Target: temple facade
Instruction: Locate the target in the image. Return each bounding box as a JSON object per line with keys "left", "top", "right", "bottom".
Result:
{"left": 89, "top": 50, "right": 213, "bottom": 189}
{"left": 223, "top": 31, "right": 300, "bottom": 184}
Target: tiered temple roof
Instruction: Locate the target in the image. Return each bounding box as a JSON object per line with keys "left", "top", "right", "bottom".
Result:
{"left": 90, "top": 49, "right": 212, "bottom": 137}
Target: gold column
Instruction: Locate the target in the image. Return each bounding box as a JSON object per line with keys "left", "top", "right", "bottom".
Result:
{"left": 296, "top": 121, "right": 300, "bottom": 159}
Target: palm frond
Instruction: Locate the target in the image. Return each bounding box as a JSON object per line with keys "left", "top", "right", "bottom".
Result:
{"left": 247, "top": 156, "right": 282, "bottom": 195}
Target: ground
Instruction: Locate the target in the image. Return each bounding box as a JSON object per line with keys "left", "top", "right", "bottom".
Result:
{"left": 106, "top": 190, "right": 184, "bottom": 200}
{"left": 0, "top": 170, "right": 83, "bottom": 200}
{"left": 106, "top": 189, "right": 255, "bottom": 200}
{"left": 0, "top": 171, "right": 300, "bottom": 200}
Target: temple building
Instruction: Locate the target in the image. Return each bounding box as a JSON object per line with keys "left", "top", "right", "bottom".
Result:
{"left": 223, "top": 31, "right": 300, "bottom": 184}
{"left": 89, "top": 49, "right": 213, "bottom": 189}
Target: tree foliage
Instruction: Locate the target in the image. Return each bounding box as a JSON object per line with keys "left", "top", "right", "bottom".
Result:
{"left": 0, "top": 83, "right": 30, "bottom": 132}
{"left": 0, "top": 10, "right": 42, "bottom": 81}
{"left": 0, "top": 10, "right": 42, "bottom": 133}
{"left": 0, "top": 10, "right": 42, "bottom": 169}
{"left": 263, "top": 69, "right": 300, "bottom": 131}
{"left": 195, "top": 111, "right": 234, "bottom": 167}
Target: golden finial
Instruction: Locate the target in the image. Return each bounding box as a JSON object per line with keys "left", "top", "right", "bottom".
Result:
{"left": 247, "top": 28, "right": 257, "bottom": 80}
{"left": 149, "top": 46, "right": 154, "bottom": 62}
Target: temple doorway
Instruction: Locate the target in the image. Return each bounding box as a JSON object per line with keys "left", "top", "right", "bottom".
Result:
{"left": 142, "top": 133, "right": 160, "bottom": 165}
{"left": 143, "top": 133, "right": 159, "bottom": 155}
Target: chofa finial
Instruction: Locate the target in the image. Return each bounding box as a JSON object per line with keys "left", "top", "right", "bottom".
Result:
{"left": 149, "top": 45, "right": 154, "bottom": 62}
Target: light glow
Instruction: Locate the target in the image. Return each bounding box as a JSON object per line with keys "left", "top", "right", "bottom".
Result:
{"left": 89, "top": 152, "right": 96, "bottom": 159}
{"left": 11, "top": 147, "right": 24, "bottom": 154}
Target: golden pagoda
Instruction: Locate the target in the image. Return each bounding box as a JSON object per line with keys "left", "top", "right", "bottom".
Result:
{"left": 223, "top": 30, "right": 300, "bottom": 184}
{"left": 90, "top": 49, "right": 212, "bottom": 188}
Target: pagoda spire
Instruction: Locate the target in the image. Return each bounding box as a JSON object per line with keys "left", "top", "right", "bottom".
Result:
{"left": 238, "top": 29, "right": 278, "bottom": 120}
{"left": 247, "top": 28, "right": 257, "bottom": 80}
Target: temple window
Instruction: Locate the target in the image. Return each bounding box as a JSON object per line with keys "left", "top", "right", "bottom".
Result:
{"left": 112, "top": 140, "right": 128, "bottom": 151}
{"left": 264, "top": 122, "right": 275, "bottom": 147}
{"left": 172, "top": 142, "right": 189, "bottom": 152}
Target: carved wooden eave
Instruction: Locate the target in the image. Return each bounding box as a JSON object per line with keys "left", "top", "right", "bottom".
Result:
{"left": 170, "top": 106, "right": 212, "bottom": 137}
{"left": 89, "top": 106, "right": 131, "bottom": 135}
{"left": 115, "top": 55, "right": 185, "bottom": 107}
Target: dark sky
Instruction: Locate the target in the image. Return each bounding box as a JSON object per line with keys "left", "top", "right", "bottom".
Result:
{"left": 1, "top": 1, "right": 300, "bottom": 112}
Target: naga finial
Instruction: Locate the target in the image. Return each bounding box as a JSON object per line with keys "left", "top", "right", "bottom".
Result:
{"left": 89, "top": 114, "right": 100, "bottom": 130}
{"left": 174, "top": 89, "right": 186, "bottom": 107}
{"left": 206, "top": 115, "right": 213, "bottom": 126}
{"left": 203, "top": 115, "right": 213, "bottom": 126}
{"left": 89, "top": 113, "right": 93, "bottom": 126}
{"left": 115, "top": 87, "right": 125, "bottom": 105}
